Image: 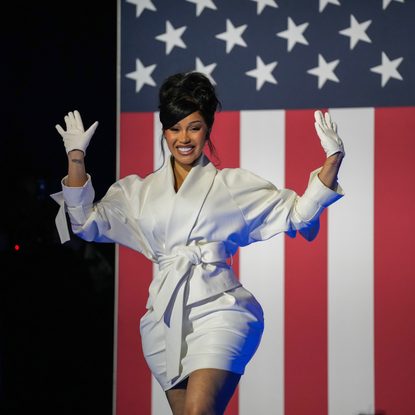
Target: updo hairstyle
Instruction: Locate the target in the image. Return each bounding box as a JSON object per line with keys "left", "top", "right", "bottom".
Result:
{"left": 158, "top": 72, "right": 221, "bottom": 165}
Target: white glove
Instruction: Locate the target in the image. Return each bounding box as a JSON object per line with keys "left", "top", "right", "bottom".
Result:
{"left": 314, "top": 110, "right": 345, "bottom": 158}
{"left": 55, "top": 110, "right": 98, "bottom": 155}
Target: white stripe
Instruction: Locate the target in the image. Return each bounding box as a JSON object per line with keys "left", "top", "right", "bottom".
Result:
{"left": 239, "top": 110, "right": 285, "bottom": 415}
{"left": 151, "top": 375, "right": 171, "bottom": 414}
{"left": 327, "top": 108, "right": 375, "bottom": 415}
{"left": 151, "top": 114, "right": 172, "bottom": 415}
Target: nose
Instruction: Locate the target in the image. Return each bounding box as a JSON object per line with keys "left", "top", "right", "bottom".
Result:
{"left": 178, "top": 131, "right": 190, "bottom": 143}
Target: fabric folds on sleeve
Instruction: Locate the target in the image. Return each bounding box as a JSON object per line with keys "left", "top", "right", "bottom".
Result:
{"left": 51, "top": 174, "right": 154, "bottom": 260}
{"left": 50, "top": 174, "right": 95, "bottom": 244}
{"left": 218, "top": 167, "right": 344, "bottom": 245}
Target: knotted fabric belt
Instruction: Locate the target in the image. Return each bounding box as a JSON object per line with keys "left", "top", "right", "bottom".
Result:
{"left": 150, "top": 241, "right": 231, "bottom": 383}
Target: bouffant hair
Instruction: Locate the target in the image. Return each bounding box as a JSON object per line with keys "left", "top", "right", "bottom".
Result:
{"left": 159, "top": 72, "right": 221, "bottom": 134}
{"left": 157, "top": 72, "right": 221, "bottom": 167}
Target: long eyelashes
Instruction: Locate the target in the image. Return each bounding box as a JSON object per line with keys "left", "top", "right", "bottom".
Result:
{"left": 169, "top": 127, "right": 202, "bottom": 133}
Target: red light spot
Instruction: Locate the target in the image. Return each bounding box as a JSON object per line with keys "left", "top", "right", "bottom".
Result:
{"left": 15, "top": 245, "right": 19, "bottom": 251}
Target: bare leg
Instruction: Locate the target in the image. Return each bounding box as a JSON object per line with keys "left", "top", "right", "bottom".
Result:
{"left": 166, "top": 369, "right": 240, "bottom": 415}
{"left": 166, "top": 378, "right": 188, "bottom": 415}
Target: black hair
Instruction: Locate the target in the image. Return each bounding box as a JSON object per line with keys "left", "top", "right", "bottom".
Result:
{"left": 157, "top": 72, "right": 221, "bottom": 167}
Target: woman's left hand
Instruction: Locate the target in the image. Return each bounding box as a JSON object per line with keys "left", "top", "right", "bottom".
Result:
{"left": 314, "top": 111, "right": 345, "bottom": 158}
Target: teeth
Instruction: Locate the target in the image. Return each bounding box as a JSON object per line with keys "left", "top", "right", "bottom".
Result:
{"left": 178, "top": 147, "right": 193, "bottom": 152}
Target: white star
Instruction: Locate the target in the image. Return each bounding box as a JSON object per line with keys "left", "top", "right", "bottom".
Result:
{"left": 319, "top": 0, "right": 341, "bottom": 12}
{"left": 215, "top": 19, "right": 248, "bottom": 53}
{"left": 382, "top": 0, "right": 404, "bottom": 10}
{"left": 339, "top": 15, "right": 371, "bottom": 50}
{"left": 125, "top": 0, "right": 156, "bottom": 18}
{"left": 246, "top": 56, "right": 278, "bottom": 91}
{"left": 370, "top": 52, "right": 403, "bottom": 87}
{"left": 186, "top": 0, "right": 217, "bottom": 16}
{"left": 155, "top": 21, "right": 187, "bottom": 55}
{"left": 277, "top": 17, "right": 309, "bottom": 52}
{"left": 125, "top": 59, "right": 157, "bottom": 93}
{"left": 307, "top": 54, "right": 340, "bottom": 89}
{"left": 194, "top": 58, "right": 217, "bottom": 84}
{"left": 250, "top": 0, "right": 278, "bottom": 15}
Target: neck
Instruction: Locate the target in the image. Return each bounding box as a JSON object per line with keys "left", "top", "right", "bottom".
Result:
{"left": 172, "top": 158, "right": 194, "bottom": 192}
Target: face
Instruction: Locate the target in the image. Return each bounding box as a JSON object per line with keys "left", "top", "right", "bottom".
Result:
{"left": 164, "top": 111, "right": 208, "bottom": 168}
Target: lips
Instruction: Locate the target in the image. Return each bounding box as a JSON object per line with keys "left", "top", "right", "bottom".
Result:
{"left": 176, "top": 146, "right": 195, "bottom": 155}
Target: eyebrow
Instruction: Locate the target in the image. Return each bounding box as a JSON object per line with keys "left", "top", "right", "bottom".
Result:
{"left": 172, "top": 119, "right": 203, "bottom": 128}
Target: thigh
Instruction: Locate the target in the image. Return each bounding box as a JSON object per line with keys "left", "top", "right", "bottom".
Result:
{"left": 166, "top": 369, "right": 240, "bottom": 415}
{"left": 186, "top": 368, "right": 241, "bottom": 415}
{"left": 166, "top": 386, "right": 187, "bottom": 415}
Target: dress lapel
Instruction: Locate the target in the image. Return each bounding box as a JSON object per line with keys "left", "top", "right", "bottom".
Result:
{"left": 164, "top": 153, "right": 217, "bottom": 252}
{"left": 149, "top": 158, "right": 176, "bottom": 241}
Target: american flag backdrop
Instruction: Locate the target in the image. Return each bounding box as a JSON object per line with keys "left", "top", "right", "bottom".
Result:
{"left": 115, "top": 1, "right": 415, "bottom": 414}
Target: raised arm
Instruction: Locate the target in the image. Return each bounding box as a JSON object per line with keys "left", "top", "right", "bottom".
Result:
{"left": 318, "top": 152, "right": 343, "bottom": 190}
{"left": 313, "top": 110, "right": 345, "bottom": 190}
{"left": 55, "top": 110, "right": 98, "bottom": 187}
{"left": 67, "top": 150, "right": 87, "bottom": 187}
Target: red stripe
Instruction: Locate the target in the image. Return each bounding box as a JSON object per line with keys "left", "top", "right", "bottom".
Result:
{"left": 284, "top": 109, "right": 328, "bottom": 415}
{"left": 117, "top": 113, "right": 154, "bottom": 414}
{"left": 120, "top": 113, "right": 154, "bottom": 178}
{"left": 374, "top": 107, "right": 415, "bottom": 414}
{"left": 211, "top": 111, "right": 240, "bottom": 415}
{"left": 210, "top": 111, "right": 240, "bottom": 169}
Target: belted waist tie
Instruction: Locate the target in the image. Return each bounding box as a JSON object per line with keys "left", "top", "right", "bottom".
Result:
{"left": 149, "top": 241, "right": 231, "bottom": 383}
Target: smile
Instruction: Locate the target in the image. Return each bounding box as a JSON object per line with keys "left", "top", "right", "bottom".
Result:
{"left": 177, "top": 146, "right": 195, "bottom": 155}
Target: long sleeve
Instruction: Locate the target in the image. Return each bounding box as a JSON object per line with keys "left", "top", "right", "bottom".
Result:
{"left": 216, "top": 166, "right": 344, "bottom": 245}
{"left": 51, "top": 174, "right": 155, "bottom": 260}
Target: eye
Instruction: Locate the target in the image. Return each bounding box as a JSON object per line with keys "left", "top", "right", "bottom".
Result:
{"left": 189, "top": 123, "right": 203, "bottom": 131}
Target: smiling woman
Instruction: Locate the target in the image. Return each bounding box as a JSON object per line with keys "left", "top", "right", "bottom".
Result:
{"left": 53, "top": 71, "right": 345, "bottom": 415}
{"left": 158, "top": 72, "right": 222, "bottom": 193}
{"left": 158, "top": 72, "right": 220, "bottom": 166}
{"left": 164, "top": 112, "right": 208, "bottom": 191}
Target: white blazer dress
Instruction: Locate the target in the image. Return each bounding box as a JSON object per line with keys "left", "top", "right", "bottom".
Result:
{"left": 52, "top": 153, "right": 344, "bottom": 390}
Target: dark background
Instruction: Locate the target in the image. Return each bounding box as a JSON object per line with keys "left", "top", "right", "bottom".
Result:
{"left": 1, "top": 1, "right": 117, "bottom": 414}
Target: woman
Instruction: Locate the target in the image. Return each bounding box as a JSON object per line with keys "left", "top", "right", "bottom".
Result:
{"left": 53, "top": 72, "right": 344, "bottom": 415}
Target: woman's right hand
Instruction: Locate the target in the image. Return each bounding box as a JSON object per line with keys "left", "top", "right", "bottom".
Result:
{"left": 55, "top": 110, "right": 98, "bottom": 156}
